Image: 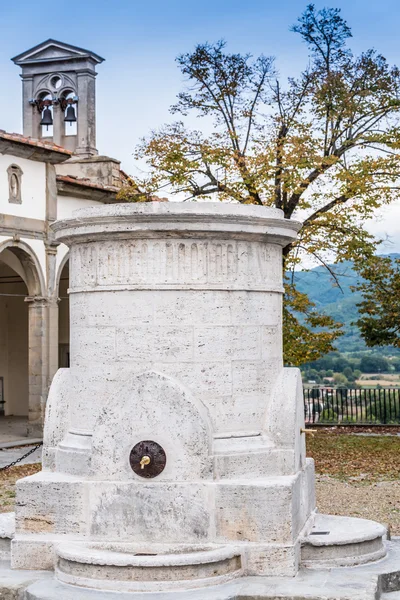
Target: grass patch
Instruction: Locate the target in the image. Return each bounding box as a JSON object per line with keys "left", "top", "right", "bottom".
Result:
{"left": 0, "top": 464, "right": 41, "bottom": 512}
{"left": 306, "top": 431, "right": 400, "bottom": 481}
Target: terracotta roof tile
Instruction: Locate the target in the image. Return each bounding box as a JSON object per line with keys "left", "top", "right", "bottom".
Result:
{"left": 0, "top": 130, "right": 71, "bottom": 155}
{"left": 56, "top": 174, "right": 119, "bottom": 192}
{"left": 57, "top": 175, "right": 168, "bottom": 201}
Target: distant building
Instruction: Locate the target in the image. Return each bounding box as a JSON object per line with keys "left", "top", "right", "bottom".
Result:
{"left": 0, "top": 40, "right": 126, "bottom": 433}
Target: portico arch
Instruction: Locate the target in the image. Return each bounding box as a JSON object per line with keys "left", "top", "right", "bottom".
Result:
{"left": 56, "top": 253, "right": 70, "bottom": 368}
{"left": 0, "top": 240, "right": 46, "bottom": 431}
{"left": 0, "top": 240, "right": 45, "bottom": 297}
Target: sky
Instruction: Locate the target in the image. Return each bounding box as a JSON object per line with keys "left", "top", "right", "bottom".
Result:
{"left": 1, "top": 0, "right": 400, "bottom": 253}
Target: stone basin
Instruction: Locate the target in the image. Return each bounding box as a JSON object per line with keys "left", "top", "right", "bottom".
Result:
{"left": 55, "top": 542, "right": 243, "bottom": 592}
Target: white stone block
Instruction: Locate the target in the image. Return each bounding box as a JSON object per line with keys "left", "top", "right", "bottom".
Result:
{"left": 262, "top": 326, "right": 283, "bottom": 360}
{"left": 70, "top": 290, "right": 154, "bottom": 328}
{"left": 194, "top": 326, "right": 261, "bottom": 361}
{"left": 229, "top": 291, "right": 281, "bottom": 326}
{"left": 231, "top": 360, "right": 278, "bottom": 396}
{"left": 153, "top": 361, "right": 232, "bottom": 399}
{"left": 70, "top": 326, "right": 116, "bottom": 367}
{"left": 88, "top": 482, "right": 212, "bottom": 543}
{"left": 116, "top": 325, "right": 193, "bottom": 362}
{"left": 244, "top": 543, "right": 300, "bottom": 577}
{"left": 15, "top": 473, "right": 86, "bottom": 536}
{"left": 215, "top": 479, "right": 297, "bottom": 544}
{"left": 11, "top": 537, "right": 56, "bottom": 570}
{"left": 154, "top": 290, "right": 231, "bottom": 325}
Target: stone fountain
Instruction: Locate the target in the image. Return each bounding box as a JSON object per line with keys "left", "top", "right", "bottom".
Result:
{"left": 0, "top": 202, "right": 398, "bottom": 600}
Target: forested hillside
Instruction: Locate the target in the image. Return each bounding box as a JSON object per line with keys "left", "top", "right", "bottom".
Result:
{"left": 293, "top": 254, "right": 400, "bottom": 354}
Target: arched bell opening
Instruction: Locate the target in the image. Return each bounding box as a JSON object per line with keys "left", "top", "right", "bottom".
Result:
{"left": 38, "top": 91, "right": 54, "bottom": 139}
{"left": 61, "top": 90, "right": 77, "bottom": 138}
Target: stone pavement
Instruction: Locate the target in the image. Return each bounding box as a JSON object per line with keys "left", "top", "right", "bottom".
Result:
{"left": 0, "top": 417, "right": 29, "bottom": 443}
{"left": 6, "top": 538, "right": 400, "bottom": 599}
{"left": 0, "top": 445, "right": 42, "bottom": 469}
{"left": 0, "top": 417, "right": 42, "bottom": 456}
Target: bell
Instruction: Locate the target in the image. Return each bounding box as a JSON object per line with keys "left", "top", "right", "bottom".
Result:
{"left": 40, "top": 107, "right": 53, "bottom": 130}
{"left": 64, "top": 104, "right": 77, "bottom": 125}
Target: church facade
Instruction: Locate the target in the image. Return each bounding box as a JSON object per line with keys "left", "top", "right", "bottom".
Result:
{"left": 0, "top": 40, "right": 125, "bottom": 433}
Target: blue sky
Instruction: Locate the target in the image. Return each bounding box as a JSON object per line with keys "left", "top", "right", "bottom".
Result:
{"left": 2, "top": 0, "right": 400, "bottom": 250}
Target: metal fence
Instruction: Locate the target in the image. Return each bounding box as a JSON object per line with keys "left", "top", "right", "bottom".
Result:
{"left": 304, "top": 387, "right": 400, "bottom": 425}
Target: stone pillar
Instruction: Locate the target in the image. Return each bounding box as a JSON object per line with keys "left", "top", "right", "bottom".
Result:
{"left": 45, "top": 241, "right": 60, "bottom": 391}
{"left": 75, "top": 71, "right": 97, "bottom": 157}
{"left": 25, "top": 296, "right": 48, "bottom": 434}
{"left": 52, "top": 104, "right": 63, "bottom": 147}
{"left": 45, "top": 164, "right": 57, "bottom": 224}
{"left": 20, "top": 75, "right": 36, "bottom": 139}
{"left": 47, "top": 298, "right": 59, "bottom": 386}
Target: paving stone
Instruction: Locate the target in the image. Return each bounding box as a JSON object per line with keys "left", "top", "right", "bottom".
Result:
{"left": 0, "top": 446, "right": 42, "bottom": 468}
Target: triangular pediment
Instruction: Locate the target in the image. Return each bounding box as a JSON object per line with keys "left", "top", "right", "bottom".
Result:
{"left": 11, "top": 39, "right": 104, "bottom": 66}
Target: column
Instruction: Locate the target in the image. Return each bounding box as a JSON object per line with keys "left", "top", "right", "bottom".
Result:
{"left": 21, "top": 75, "right": 35, "bottom": 138}
{"left": 75, "top": 70, "right": 97, "bottom": 156}
{"left": 25, "top": 297, "right": 48, "bottom": 435}
{"left": 45, "top": 246, "right": 60, "bottom": 395}
{"left": 52, "top": 103, "right": 63, "bottom": 147}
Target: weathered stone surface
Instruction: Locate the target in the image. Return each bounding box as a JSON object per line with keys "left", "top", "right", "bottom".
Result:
{"left": 15, "top": 472, "right": 86, "bottom": 536}
{"left": 42, "top": 369, "right": 70, "bottom": 470}
{"left": 7, "top": 202, "right": 386, "bottom": 596}
{"left": 215, "top": 478, "right": 297, "bottom": 544}
{"left": 88, "top": 482, "right": 212, "bottom": 543}
{"left": 90, "top": 371, "right": 212, "bottom": 481}
{"left": 54, "top": 543, "right": 242, "bottom": 592}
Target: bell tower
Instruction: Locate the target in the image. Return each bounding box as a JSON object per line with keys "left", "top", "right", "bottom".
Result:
{"left": 12, "top": 39, "right": 105, "bottom": 157}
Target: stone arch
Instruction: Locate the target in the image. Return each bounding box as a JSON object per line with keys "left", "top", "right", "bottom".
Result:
{"left": 0, "top": 240, "right": 46, "bottom": 431}
{"left": 56, "top": 252, "right": 70, "bottom": 368}
{"left": 56, "top": 251, "right": 69, "bottom": 297}
{"left": 0, "top": 239, "right": 45, "bottom": 297}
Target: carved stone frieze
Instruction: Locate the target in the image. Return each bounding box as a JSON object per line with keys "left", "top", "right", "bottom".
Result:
{"left": 69, "top": 239, "right": 283, "bottom": 291}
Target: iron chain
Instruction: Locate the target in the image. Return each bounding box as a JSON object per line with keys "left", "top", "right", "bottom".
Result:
{"left": 0, "top": 442, "right": 43, "bottom": 472}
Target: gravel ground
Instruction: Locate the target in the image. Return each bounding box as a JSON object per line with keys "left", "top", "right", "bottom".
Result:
{"left": 308, "top": 428, "right": 400, "bottom": 535}
{"left": 316, "top": 475, "right": 400, "bottom": 535}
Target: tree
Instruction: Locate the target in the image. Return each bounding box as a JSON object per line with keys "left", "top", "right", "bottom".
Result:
{"left": 333, "top": 372, "right": 348, "bottom": 385}
{"left": 120, "top": 5, "right": 400, "bottom": 364}
{"left": 343, "top": 366, "right": 354, "bottom": 379}
{"left": 360, "top": 354, "right": 389, "bottom": 373}
{"left": 355, "top": 255, "right": 400, "bottom": 347}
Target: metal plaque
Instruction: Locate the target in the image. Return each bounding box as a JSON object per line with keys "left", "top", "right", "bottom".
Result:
{"left": 129, "top": 440, "right": 166, "bottom": 478}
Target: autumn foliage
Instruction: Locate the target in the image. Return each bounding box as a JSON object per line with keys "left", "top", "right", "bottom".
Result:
{"left": 119, "top": 5, "right": 400, "bottom": 364}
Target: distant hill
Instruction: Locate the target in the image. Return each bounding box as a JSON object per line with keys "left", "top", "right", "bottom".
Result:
{"left": 292, "top": 254, "right": 400, "bottom": 353}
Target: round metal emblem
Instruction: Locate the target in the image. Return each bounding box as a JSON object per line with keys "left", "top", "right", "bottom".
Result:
{"left": 129, "top": 440, "right": 167, "bottom": 478}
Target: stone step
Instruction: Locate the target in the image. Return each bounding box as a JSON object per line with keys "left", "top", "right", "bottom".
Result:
{"left": 301, "top": 513, "right": 387, "bottom": 568}
{"left": 17, "top": 538, "right": 400, "bottom": 600}
{"left": 22, "top": 576, "right": 377, "bottom": 600}
{"left": 0, "top": 512, "right": 14, "bottom": 560}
